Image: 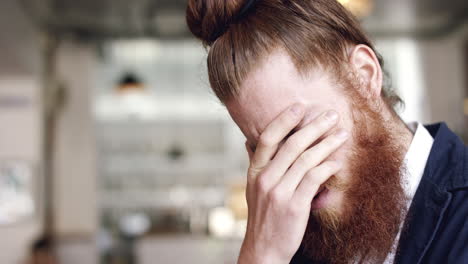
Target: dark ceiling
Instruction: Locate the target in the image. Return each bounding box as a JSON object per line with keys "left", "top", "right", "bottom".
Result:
{"left": 363, "top": 0, "right": 468, "bottom": 37}
{"left": 20, "top": 0, "right": 468, "bottom": 40}
{"left": 21, "top": 0, "right": 189, "bottom": 39}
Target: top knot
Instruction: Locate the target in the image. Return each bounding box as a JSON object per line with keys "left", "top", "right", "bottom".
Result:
{"left": 186, "top": 0, "right": 257, "bottom": 46}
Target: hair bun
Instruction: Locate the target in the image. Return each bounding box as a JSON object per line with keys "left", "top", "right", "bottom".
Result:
{"left": 186, "top": 0, "right": 247, "bottom": 46}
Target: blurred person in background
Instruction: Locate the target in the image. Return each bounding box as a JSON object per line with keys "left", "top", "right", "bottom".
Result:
{"left": 186, "top": 0, "right": 468, "bottom": 263}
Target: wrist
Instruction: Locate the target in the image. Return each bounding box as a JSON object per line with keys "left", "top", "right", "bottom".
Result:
{"left": 237, "top": 240, "right": 289, "bottom": 264}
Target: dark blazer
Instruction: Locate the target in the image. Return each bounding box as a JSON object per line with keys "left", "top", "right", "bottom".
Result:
{"left": 291, "top": 123, "right": 468, "bottom": 264}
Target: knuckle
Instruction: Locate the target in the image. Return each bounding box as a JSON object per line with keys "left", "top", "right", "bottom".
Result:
{"left": 247, "top": 166, "right": 261, "bottom": 177}
{"left": 305, "top": 169, "right": 320, "bottom": 186}
{"left": 258, "top": 134, "right": 276, "bottom": 148}
{"left": 255, "top": 175, "right": 270, "bottom": 194}
{"left": 287, "top": 202, "right": 302, "bottom": 216}
{"left": 247, "top": 168, "right": 260, "bottom": 184}
{"left": 268, "top": 188, "right": 285, "bottom": 204}
{"left": 297, "top": 150, "right": 313, "bottom": 165}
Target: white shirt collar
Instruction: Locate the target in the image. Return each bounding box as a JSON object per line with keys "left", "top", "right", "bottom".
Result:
{"left": 383, "top": 122, "right": 434, "bottom": 264}
{"left": 402, "top": 122, "right": 434, "bottom": 201}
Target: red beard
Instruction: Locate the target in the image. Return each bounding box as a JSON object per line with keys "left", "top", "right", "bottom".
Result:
{"left": 300, "top": 90, "right": 408, "bottom": 264}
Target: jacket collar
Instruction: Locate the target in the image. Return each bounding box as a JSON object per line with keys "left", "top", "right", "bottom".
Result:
{"left": 424, "top": 123, "right": 468, "bottom": 191}
{"left": 395, "top": 122, "right": 467, "bottom": 264}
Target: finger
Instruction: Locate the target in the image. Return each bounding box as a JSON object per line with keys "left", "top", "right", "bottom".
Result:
{"left": 292, "top": 161, "right": 342, "bottom": 206}
{"left": 249, "top": 103, "right": 304, "bottom": 172}
{"left": 276, "top": 129, "right": 348, "bottom": 192}
{"left": 267, "top": 110, "right": 339, "bottom": 178}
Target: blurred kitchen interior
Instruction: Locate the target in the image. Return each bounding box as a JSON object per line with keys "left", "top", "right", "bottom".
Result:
{"left": 0, "top": 0, "right": 467, "bottom": 263}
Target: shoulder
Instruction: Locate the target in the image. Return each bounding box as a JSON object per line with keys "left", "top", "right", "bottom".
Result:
{"left": 423, "top": 123, "right": 468, "bottom": 190}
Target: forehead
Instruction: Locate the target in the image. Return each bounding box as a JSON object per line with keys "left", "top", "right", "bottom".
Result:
{"left": 226, "top": 50, "right": 341, "bottom": 143}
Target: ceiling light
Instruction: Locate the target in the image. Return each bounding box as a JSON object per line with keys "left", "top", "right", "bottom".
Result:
{"left": 338, "top": 0, "right": 374, "bottom": 18}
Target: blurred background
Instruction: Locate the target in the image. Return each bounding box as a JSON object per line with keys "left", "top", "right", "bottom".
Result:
{"left": 0, "top": 0, "right": 466, "bottom": 263}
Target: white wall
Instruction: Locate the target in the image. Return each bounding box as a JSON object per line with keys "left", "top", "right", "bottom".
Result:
{"left": 418, "top": 36, "right": 466, "bottom": 134}
{"left": 0, "top": 0, "right": 43, "bottom": 263}
{"left": 54, "top": 42, "right": 98, "bottom": 239}
{"left": 376, "top": 26, "right": 467, "bottom": 135}
{"left": 0, "top": 2, "right": 99, "bottom": 263}
{"left": 0, "top": 78, "right": 42, "bottom": 264}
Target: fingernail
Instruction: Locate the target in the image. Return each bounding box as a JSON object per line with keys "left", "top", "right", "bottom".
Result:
{"left": 325, "top": 110, "right": 338, "bottom": 121}
{"left": 336, "top": 129, "right": 349, "bottom": 139}
{"left": 290, "top": 104, "right": 303, "bottom": 115}
{"left": 303, "top": 113, "right": 319, "bottom": 124}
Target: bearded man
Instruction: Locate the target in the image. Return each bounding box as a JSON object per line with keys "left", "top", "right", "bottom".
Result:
{"left": 185, "top": 0, "right": 468, "bottom": 263}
